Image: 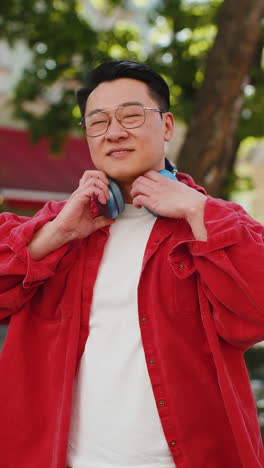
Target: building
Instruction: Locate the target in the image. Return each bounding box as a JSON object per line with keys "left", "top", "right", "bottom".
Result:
{"left": 0, "top": 39, "right": 93, "bottom": 215}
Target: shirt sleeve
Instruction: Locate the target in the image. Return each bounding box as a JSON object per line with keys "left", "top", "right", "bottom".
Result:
{"left": 0, "top": 201, "right": 76, "bottom": 322}
{"left": 170, "top": 197, "right": 264, "bottom": 350}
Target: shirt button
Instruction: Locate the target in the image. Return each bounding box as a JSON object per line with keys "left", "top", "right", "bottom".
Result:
{"left": 158, "top": 400, "right": 165, "bottom": 406}
{"left": 170, "top": 440, "right": 176, "bottom": 447}
{"left": 149, "top": 359, "right": 155, "bottom": 365}
{"left": 179, "top": 264, "right": 185, "bottom": 269}
{"left": 140, "top": 316, "right": 147, "bottom": 323}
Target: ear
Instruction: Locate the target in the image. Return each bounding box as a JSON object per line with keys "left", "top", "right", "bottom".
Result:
{"left": 163, "top": 112, "right": 174, "bottom": 142}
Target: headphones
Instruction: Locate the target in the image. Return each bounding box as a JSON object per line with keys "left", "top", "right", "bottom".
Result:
{"left": 94, "top": 158, "right": 178, "bottom": 219}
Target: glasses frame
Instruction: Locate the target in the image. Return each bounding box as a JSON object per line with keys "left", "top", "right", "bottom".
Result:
{"left": 79, "top": 104, "right": 165, "bottom": 137}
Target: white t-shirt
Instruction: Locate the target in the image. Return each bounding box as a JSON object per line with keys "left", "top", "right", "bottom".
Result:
{"left": 67, "top": 204, "right": 175, "bottom": 468}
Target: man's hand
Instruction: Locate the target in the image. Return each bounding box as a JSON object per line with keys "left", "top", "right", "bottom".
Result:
{"left": 130, "top": 171, "right": 207, "bottom": 241}
{"left": 28, "top": 170, "right": 114, "bottom": 260}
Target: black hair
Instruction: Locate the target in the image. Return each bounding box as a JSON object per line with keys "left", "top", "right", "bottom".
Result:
{"left": 77, "top": 60, "right": 170, "bottom": 116}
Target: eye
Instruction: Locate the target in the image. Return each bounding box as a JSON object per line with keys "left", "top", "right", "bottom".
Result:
{"left": 87, "top": 113, "right": 109, "bottom": 127}
{"left": 90, "top": 119, "right": 107, "bottom": 126}
{"left": 124, "top": 113, "right": 140, "bottom": 119}
{"left": 120, "top": 105, "right": 144, "bottom": 124}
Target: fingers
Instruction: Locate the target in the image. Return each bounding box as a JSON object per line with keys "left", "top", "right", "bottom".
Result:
{"left": 130, "top": 175, "right": 155, "bottom": 200}
{"left": 130, "top": 174, "right": 162, "bottom": 210}
{"left": 79, "top": 170, "right": 109, "bottom": 186}
{"left": 142, "top": 170, "right": 163, "bottom": 182}
{"left": 78, "top": 170, "right": 110, "bottom": 204}
{"left": 132, "top": 194, "right": 150, "bottom": 209}
{"left": 75, "top": 185, "right": 108, "bottom": 206}
{"left": 131, "top": 172, "right": 177, "bottom": 214}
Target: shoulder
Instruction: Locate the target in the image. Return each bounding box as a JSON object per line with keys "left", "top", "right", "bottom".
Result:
{"left": 0, "top": 200, "right": 66, "bottom": 225}
{"left": 0, "top": 200, "right": 67, "bottom": 244}
{"left": 177, "top": 172, "right": 207, "bottom": 195}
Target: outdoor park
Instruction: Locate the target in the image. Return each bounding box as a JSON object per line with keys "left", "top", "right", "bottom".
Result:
{"left": 0, "top": 0, "right": 264, "bottom": 440}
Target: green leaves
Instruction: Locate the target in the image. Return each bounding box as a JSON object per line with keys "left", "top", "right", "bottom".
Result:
{"left": 0, "top": 0, "right": 263, "bottom": 153}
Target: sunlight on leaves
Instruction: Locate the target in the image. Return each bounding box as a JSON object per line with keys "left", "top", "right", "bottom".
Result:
{"left": 35, "top": 43, "right": 48, "bottom": 54}
{"left": 72, "top": 104, "right": 81, "bottom": 119}
{"left": 162, "top": 52, "right": 173, "bottom": 64}
{"left": 149, "top": 28, "right": 172, "bottom": 47}
{"left": 188, "top": 40, "right": 208, "bottom": 56}
{"left": 195, "top": 69, "right": 204, "bottom": 84}
{"left": 238, "top": 137, "right": 264, "bottom": 157}
{"left": 49, "top": 11, "right": 61, "bottom": 23}
{"left": 34, "top": 1, "right": 47, "bottom": 13}
{"left": 188, "top": 25, "right": 217, "bottom": 56}
{"left": 175, "top": 28, "right": 192, "bottom": 42}
{"left": 46, "top": 59, "right": 57, "bottom": 70}
{"left": 132, "top": 0, "right": 148, "bottom": 7}
{"left": 192, "top": 25, "right": 217, "bottom": 42}
{"left": 127, "top": 40, "right": 141, "bottom": 53}
{"left": 52, "top": 0, "right": 68, "bottom": 12}
{"left": 90, "top": 0, "right": 108, "bottom": 9}
{"left": 114, "top": 20, "right": 138, "bottom": 36}
{"left": 109, "top": 44, "right": 125, "bottom": 58}
{"left": 170, "top": 84, "right": 182, "bottom": 106}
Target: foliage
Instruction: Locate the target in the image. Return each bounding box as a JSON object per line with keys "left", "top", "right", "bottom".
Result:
{"left": 145, "top": 0, "right": 223, "bottom": 122}
{"left": 0, "top": 0, "right": 139, "bottom": 151}
{"left": 145, "top": 0, "right": 264, "bottom": 154}
{"left": 0, "top": 0, "right": 263, "bottom": 155}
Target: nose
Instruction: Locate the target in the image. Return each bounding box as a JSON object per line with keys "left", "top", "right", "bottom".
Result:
{"left": 105, "top": 117, "right": 128, "bottom": 141}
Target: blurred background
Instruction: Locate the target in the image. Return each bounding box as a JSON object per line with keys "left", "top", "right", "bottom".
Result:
{"left": 0, "top": 0, "right": 264, "bottom": 436}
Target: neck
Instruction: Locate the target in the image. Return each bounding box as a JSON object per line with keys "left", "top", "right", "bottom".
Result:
{"left": 109, "top": 159, "right": 167, "bottom": 203}
{"left": 118, "top": 181, "right": 133, "bottom": 203}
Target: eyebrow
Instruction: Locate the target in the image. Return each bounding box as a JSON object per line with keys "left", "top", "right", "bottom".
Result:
{"left": 86, "top": 101, "right": 143, "bottom": 117}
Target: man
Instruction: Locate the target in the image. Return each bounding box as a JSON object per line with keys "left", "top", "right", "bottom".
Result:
{"left": 0, "top": 60, "right": 264, "bottom": 468}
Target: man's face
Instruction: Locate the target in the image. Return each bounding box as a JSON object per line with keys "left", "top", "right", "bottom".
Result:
{"left": 84, "top": 78, "right": 174, "bottom": 183}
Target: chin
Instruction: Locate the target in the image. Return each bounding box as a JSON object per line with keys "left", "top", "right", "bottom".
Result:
{"left": 104, "top": 164, "right": 145, "bottom": 182}
{"left": 108, "top": 172, "right": 138, "bottom": 183}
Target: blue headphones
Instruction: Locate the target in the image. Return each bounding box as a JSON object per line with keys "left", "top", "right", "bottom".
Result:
{"left": 94, "top": 158, "right": 178, "bottom": 219}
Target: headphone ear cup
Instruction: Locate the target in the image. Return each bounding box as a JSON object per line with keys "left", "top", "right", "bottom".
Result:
{"left": 94, "top": 178, "right": 125, "bottom": 219}
{"left": 93, "top": 169, "right": 177, "bottom": 219}
{"left": 107, "top": 178, "right": 125, "bottom": 218}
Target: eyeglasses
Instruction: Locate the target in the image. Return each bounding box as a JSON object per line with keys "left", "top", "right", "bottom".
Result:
{"left": 79, "top": 103, "right": 164, "bottom": 137}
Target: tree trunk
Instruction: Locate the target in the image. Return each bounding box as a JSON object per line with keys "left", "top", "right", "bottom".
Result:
{"left": 176, "top": 0, "right": 264, "bottom": 197}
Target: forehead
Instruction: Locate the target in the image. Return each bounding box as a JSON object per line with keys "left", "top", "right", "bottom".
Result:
{"left": 85, "top": 78, "right": 153, "bottom": 112}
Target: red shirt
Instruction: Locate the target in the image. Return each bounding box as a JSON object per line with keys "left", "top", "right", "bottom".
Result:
{"left": 0, "top": 173, "right": 264, "bottom": 468}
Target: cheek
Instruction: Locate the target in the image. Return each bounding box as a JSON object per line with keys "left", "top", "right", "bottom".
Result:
{"left": 144, "top": 120, "right": 165, "bottom": 142}
{"left": 87, "top": 141, "right": 101, "bottom": 164}
{"left": 142, "top": 128, "right": 165, "bottom": 153}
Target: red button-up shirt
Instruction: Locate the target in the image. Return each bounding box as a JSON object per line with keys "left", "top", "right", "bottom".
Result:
{"left": 0, "top": 173, "right": 264, "bottom": 468}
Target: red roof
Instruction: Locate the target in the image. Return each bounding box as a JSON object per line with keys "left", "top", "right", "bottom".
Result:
{"left": 0, "top": 127, "right": 94, "bottom": 209}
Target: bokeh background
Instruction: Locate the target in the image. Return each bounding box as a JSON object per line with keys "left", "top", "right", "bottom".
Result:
{"left": 0, "top": 0, "right": 264, "bottom": 437}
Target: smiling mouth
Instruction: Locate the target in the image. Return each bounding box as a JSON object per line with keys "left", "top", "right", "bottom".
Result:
{"left": 107, "top": 149, "right": 134, "bottom": 157}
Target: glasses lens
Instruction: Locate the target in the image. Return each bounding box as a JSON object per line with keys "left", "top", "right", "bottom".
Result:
{"left": 84, "top": 105, "right": 145, "bottom": 136}
{"left": 85, "top": 112, "right": 109, "bottom": 136}
{"left": 117, "top": 105, "right": 145, "bottom": 128}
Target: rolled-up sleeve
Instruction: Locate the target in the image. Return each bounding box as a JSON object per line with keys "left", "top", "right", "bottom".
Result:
{"left": 170, "top": 197, "right": 264, "bottom": 350}
{"left": 0, "top": 201, "right": 75, "bottom": 321}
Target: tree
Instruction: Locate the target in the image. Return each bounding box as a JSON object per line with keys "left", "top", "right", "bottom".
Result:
{"left": 0, "top": 0, "right": 140, "bottom": 151}
{"left": 0, "top": 0, "right": 263, "bottom": 194}
{"left": 176, "top": 0, "right": 264, "bottom": 196}
{"left": 145, "top": 0, "right": 264, "bottom": 196}
{"left": 0, "top": 0, "right": 96, "bottom": 151}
